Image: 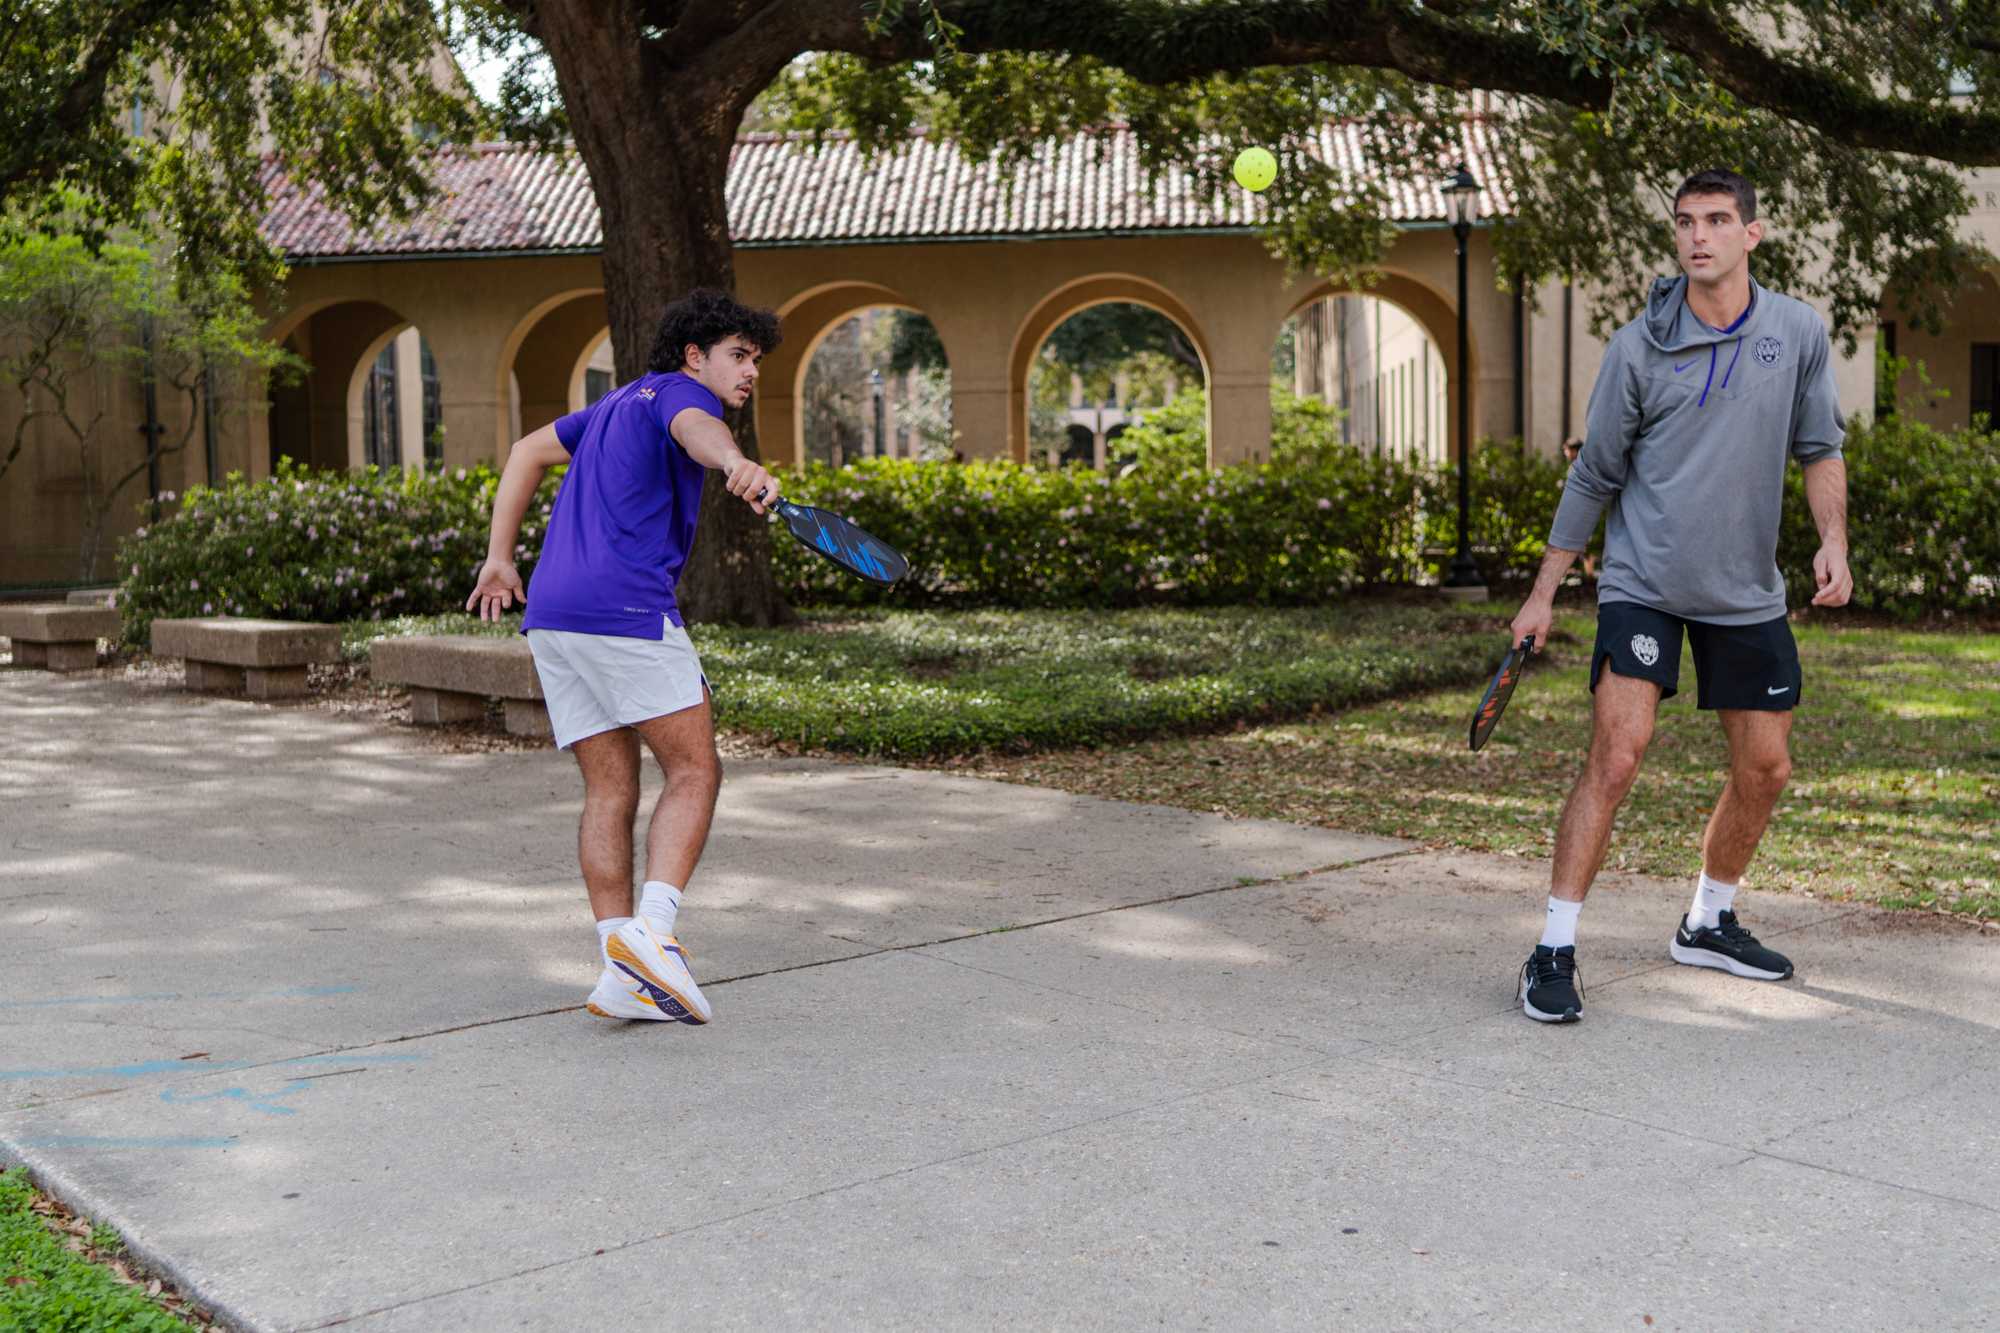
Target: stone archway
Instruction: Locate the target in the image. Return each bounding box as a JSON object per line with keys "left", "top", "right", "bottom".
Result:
{"left": 762, "top": 282, "right": 926, "bottom": 468}
{"left": 1010, "top": 276, "right": 1212, "bottom": 466}
{"left": 567, "top": 327, "right": 615, "bottom": 410}
{"left": 1282, "top": 270, "right": 1471, "bottom": 466}
{"left": 494, "top": 289, "right": 608, "bottom": 455}
{"left": 263, "top": 300, "right": 410, "bottom": 475}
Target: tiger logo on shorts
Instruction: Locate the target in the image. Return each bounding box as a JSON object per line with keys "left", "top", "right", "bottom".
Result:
{"left": 1630, "top": 633, "right": 1660, "bottom": 667}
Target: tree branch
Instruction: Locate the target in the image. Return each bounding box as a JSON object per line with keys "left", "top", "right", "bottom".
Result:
{"left": 4, "top": 0, "right": 195, "bottom": 196}
{"left": 803, "top": 2, "right": 1615, "bottom": 109}
{"left": 792, "top": 0, "right": 2000, "bottom": 166}
{"left": 1648, "top": 4, "right": 2000, "bottom": 164}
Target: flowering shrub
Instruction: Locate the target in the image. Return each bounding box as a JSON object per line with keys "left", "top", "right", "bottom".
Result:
{"left": 116, "top": 458, "right": 559, "bottom": 648}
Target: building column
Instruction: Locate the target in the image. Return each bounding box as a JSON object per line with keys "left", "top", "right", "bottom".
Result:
{"left": 1206, "top": 371, "right": 1275, "bottom": 466}
{"left": 394, "top": 329, "right": 425, "bottom": 472}
{"left": 428, "top": 334, "right": 512, "bottom": 470}
{"left": 753, "top": 383, "right": 800, "bottom": 468}
{"left": 951, "top": 375, "right": 1012, "bottom": 461}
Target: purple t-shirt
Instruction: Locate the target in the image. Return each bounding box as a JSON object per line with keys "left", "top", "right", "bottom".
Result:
{"left": 521, "top": 371, "right": 720, "bottom": 638}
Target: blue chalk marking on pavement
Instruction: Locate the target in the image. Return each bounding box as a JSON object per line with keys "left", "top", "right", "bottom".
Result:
{"left": 15, "top": 1135, "right": 238, "bottom": 1150}
{"left": 0, "top": 985, "right": 357, "bottom": 1010}
{"left": 162, "top": 1081, "right": 313, "bottom": 1116}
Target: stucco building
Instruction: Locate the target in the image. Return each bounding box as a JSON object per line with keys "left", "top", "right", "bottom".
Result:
{"left": 8, "top": 120, "right": 1988, "bottom": 587}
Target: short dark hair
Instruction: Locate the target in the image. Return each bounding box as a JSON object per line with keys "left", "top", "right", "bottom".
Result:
{"left": 1673, "top": 169, "right": 1756, "bottom": 224}
{"left": 647, "top": 288, "right": 782, "bottom": 373}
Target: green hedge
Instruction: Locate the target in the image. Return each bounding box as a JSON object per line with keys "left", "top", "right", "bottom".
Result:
{"left": 115, "top": 415, "right": 1997, "bottom": 633}
{"left": 771, "top": 438, "right": 1569, "bottom": 607}
{"left": 1779, "top": 414, "right": 2000, "bottom": 616}
{"left": 115, "top": 458, "right": 557, "bottom": 649}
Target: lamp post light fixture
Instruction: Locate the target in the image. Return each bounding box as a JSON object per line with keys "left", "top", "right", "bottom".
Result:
{"left": 1441, "top": 161, "right": 1487, "bottom": 600}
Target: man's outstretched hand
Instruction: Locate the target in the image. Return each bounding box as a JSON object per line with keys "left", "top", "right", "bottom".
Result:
{"left": 725, "top": 458, "right": 777, "bottom": 515}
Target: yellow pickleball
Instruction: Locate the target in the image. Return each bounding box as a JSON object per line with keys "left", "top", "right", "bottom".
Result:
{"left": 1232, "top": 146, "right": 1277, "bottom": 193}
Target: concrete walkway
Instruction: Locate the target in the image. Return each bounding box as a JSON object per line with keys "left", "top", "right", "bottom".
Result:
{"left": 3, "top": 668, "right": 1996, "bottom": 1330}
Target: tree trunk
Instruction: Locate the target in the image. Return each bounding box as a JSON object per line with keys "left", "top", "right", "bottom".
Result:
{"left": 676, "top": 399, "right": 798, "bottom": 625}
{"left": 530, "top": 4, "right": 796, "bottom": 626}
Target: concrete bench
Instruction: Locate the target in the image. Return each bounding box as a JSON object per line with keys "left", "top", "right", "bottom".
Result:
{"left": 368, "top": 634, "right": 550, "bottom": 738}
{"left": 66, "top": 588, "right": 119, "bottom": 608}
{"left": 151, "top": 616, "right": 341, "bottom": 699}
{"left": 0, "top": 604, "right": 119, "bottom": 672}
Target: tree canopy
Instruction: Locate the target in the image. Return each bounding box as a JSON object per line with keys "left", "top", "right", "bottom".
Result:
{"left": 15, "top": 0, "right": 2000, "bottom": 620}
{"left": 1, "top": 1, "right": 483, "bottom": 289}
{"left": 751, "top": 1, "right": 2000, "bottom": 342}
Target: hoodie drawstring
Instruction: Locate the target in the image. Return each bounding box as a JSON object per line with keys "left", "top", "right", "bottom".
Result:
{"left": 1697, "top": 337, "right": 1744, "bottom": 408}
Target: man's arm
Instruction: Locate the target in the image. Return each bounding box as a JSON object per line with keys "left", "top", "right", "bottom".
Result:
{"left": 670, "top": 408, "right": 778, "bottom": 514}
{"left": 466, "top": 423, "right": 570, "bottom": 621}
{"left": 1803, "top": 456, "right": 1852, "bottom": 608}
{"left": 1511, "top": 337, "right": 1640, "bottom": 649}
{"left": 1510, "top": 546, "right": 1583, "bottom": 651}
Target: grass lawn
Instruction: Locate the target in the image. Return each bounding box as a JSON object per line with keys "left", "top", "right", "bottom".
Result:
{"left": 341, "top": 603, "right": 1999, "bottom": 919}
{"left": 940, "top": 609, "right": 2000, "bottom": 920}
{"left": 1, "top": 1168, "right": 204, "bottom": 1330}
{"left": 694, "top": 603, "right": 1508, "bottom": 756}
{"left": 346, "top": 604, "right": 1509, "bottom": 759}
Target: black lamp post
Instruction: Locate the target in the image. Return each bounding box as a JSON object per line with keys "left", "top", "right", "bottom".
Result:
{"left": 1442, "top": 162, "right": 1486, "bottom": 598}
{"left": 869, "top": 368, "right": 885, "bottom": 458}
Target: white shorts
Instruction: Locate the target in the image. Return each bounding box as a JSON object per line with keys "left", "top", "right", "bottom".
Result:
{"left": 526, "top": 621, "right": 709, "bottom": 751}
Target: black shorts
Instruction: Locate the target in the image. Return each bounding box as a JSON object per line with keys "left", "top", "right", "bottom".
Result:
{"left": 1591, "top": 601, "right": 1802, "bottom": 710}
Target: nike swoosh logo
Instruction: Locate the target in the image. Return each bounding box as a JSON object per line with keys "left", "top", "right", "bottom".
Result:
{"left": 1767, "top": 686, "right": 1790, "bottom": 695}
{"left": 1674, "top": 360, "right": 1697, "bottom": 373}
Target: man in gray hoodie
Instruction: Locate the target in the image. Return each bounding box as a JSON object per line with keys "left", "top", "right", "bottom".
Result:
{"left": 1507, "top": 168, "right": 1852, "bottom": 1024}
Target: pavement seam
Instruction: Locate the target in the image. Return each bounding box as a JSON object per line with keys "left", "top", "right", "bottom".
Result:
{"left": 69, "top": 859, "right": 1863, "bottom": 1092}
{"left": 1741, "top": 1146, "right": 2000, "bottom": 1217}
{"left": 181, "top": 846, "right": 1423, "bottom": 1075}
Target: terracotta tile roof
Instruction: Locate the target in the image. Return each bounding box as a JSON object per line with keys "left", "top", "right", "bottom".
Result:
{"left": 262, "top": 121, "right": 1511, "bottom": 260}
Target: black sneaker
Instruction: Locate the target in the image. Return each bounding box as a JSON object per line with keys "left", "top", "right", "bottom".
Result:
{"left": 1519, "top": 944, "right": 1583, "bottom": 1023}
{"left": 1670, "top": 911, "right": 1794, "bottom": 980}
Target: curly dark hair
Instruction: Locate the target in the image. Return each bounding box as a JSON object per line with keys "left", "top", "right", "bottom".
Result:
{"left": 646, "top": 288, "right": 783, "bottom": 372}
{"left": 1673, "top": 169, "right": 1756, "bottom": 224}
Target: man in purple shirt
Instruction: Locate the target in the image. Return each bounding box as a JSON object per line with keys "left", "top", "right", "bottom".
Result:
{"left": 468, "top": 289, "right": 782, "bottom": 1027}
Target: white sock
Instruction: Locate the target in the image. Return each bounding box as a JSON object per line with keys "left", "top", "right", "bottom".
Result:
{"left": 595, "top": 916, "right": 631, "bottom": 962}
{"left": 1539, "top": 897, "right": 1582, "bottom": 950}
{"left": 1689, "top": 873, "right": 1737, "bottom": 930}
{"left": 638, "top": 881, "right": 682, "bottom": 939}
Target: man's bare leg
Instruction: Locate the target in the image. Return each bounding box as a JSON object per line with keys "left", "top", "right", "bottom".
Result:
{"left": 583, "top": 695, "right": 723, "bottom": 1025}
{"left": 1670, "top": 707, "right": 1797, "bottom": 980}
{"left": 1522, "top": 667, "right": 1664, "bottom": 1021}
{"left": 631, "top": 689, "right": 722, "bottom": 893}
{"left": 572, "top": 728, "right": 642, "bottom": 921}
{"left": 1702, "top": 708, "right": 1793, "bottom": 883}
{"left": 1549, "top": 669, "right": 1664, "bottom": 902}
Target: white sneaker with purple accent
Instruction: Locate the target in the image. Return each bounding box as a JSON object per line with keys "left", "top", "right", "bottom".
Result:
{"left": 604, "top": 917, "right": 712, "bottom": 1024}
{"left": 585, "top": 963, "right": 673, "bottom": 1021}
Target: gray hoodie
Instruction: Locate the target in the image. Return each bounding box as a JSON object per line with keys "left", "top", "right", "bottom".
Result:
{"left": 1549, "top": 274, "right": 1845, "bottom": 625}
